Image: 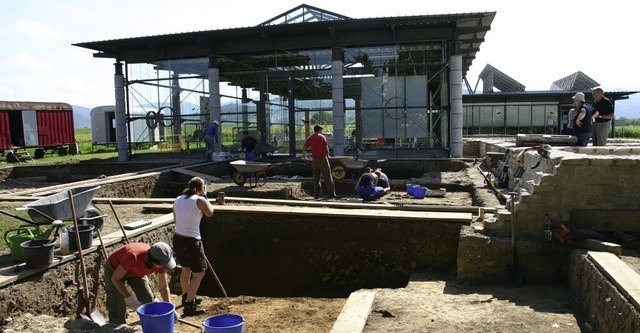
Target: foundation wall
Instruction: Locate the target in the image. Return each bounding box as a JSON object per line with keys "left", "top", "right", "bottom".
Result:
{"left": 198, "top": 211, "right": 463, "bottom": 297}
{"left": 569, "top": 250, "right": 640, "bottom": 333}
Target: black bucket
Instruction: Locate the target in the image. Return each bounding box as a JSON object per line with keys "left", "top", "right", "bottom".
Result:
{"left": 21, "top": 239, "right": 55, "bottom": 268}
{"left": 69, "top": 225, "right": 95, "bottom": 252}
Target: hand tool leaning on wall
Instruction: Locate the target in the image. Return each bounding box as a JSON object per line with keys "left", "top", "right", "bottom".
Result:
{"left": 69, "top": 190, "right": 106, "bottom": 326}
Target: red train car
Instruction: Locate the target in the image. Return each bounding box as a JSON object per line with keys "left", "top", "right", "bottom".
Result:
{"left": 0, "top": 101, "right": 76, "bottom": 158}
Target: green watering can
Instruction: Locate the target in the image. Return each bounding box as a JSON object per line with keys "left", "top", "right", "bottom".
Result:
{"left": 4, "top": 225, "right": 42, "bottom": 262}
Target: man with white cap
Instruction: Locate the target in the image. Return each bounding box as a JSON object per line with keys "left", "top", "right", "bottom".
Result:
{"left": 203, "top": 120, "right": 220, "bottom": 160}
{"left": 571, "top": 92, "right": 596, "bottom": 147}
{"left": 104, "top": 241, "right": 176, "bottom": 324}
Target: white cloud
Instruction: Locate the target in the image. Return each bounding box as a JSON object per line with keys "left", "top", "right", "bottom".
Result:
{"left": 3, "top": 52, "right": 55, "bottom": 72}
{"left": 16, "top": 19, "right": 62, "bottom": 40}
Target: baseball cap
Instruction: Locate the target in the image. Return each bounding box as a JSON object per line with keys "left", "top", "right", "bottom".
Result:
{"left": 149, "top": 242, "right": 176, "bottom": 270}
{"left": 212, "top": 120, "right": 220, "bottom": 125}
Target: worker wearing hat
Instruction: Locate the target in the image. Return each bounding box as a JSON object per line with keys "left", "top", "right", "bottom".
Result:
{"left": 571, "top": 92, "right": 596, "bottom": 147}
{"left": 203, "top": 120, "right": 220, "bottom": 160}
{"left": 104, "top": 242, "right": 176, "bottom": 324}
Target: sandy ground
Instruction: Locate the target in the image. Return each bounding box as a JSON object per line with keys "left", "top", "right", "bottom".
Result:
{"left": 1, "top": 165, "right": 637, "bottom": 332}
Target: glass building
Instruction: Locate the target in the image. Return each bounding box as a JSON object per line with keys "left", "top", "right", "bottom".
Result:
{"left": 74, "top": 5, "right": 495, "bottom": 161}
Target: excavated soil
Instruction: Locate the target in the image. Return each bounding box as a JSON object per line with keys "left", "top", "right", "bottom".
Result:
{"left": 0, "top": 162, "right": 637, "bottom": 332}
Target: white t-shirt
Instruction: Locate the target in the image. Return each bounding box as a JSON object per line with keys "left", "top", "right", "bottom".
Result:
{"left": 173, "top": 194, "right": 204, "bottom": 239}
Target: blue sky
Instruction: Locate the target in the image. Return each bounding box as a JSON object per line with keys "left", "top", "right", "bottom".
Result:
{"left": 1, "top": 0, "right": 638, "bottom": 110}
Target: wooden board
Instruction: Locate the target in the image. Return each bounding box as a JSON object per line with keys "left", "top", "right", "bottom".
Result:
{"left": 566, "top": 239, "right": 622, "bottom": 256}
{"left": 588, "top": 251, "right": 640, "bottom": 310}
{"left": 171, "top": 168, "right": 222, "bottom": 182}
{"left": 571, "top": 209, "right": 640, "bottom": 232}
{"left": 330, "top": 290, "right": 376, "bottom": 333}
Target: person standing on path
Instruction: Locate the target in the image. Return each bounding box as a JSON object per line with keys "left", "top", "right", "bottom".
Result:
{"left": 572, "top": 92, "right": 596, "bottom": 147}
{"left": 591, "top": 87, "right": 614, "bottom": 146}
{"left": 302, "top": 124, "right": 337, "bottom": 199}
{"left": 203, "top": 120, "right": 220, "bottom": 159}
{"left": 104, "top": 241, "right": 176, "bottom": 324}
{"left": 172, "top": 177, "right": 215, "bottom": 316}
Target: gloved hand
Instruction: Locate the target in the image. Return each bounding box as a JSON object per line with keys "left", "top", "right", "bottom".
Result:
{"left": 124, "top": 295, "right": 141, "bottom": 310}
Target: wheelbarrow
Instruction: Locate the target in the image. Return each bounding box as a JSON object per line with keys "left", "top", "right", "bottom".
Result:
{"left": 0, "top": 185, "right": 106, "bottom": 261}
{"left": 329, "top": 156, "right": 385, "bottom": 180}
{"left": 229, "top": 160, "right": 290, "bottom": 186}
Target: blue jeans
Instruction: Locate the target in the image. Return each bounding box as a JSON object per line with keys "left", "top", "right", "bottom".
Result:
{"left": 356, "top": 184, "right": 385, "bottom": 200}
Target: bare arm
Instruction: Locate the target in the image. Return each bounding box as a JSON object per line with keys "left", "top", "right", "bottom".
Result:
{"left": 302, "top": 145, "right": 308, "bottom": 160}
{"left": 196, "top": 196, "right": 215, "bottom": 217}
{"left": 157, "top": 271, "right": 171, "bottom": 302}
{"left": 111, "top": 265, "right": 133, "bottom": 298}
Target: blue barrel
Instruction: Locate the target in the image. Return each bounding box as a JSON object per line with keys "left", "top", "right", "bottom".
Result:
{"left": 203, "top": 314, "right": 245, "bottom": 333}
{"left": 137, "top": 302, "right": 175, "bottom": 333}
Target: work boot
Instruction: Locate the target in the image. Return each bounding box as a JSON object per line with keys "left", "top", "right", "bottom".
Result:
{"left": 183, "top": 300, "right": 206, "bottom": 317}
{"left": 181, "top": 293, "right": 203, "bottom": 305}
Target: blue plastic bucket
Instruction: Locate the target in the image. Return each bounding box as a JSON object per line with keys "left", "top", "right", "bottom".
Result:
{"left": 413, "top": 186, "right": 428, "bottom": 199}
{"left": 405, "top": 183, "right": 414, "bottom": 195}
{"left": 203, "top": 314, "right": 245, "bottom": 333}
{"left": 137, "top": 302, "right": 175, "bottom": 333}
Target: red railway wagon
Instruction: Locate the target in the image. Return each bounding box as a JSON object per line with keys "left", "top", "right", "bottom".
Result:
{"left": 0, "top": 101, "right": 77, "bottom": 160}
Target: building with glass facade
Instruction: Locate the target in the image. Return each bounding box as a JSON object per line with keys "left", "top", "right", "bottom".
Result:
{"left": 74, "top": 5, "right": 495, "bottom": 161}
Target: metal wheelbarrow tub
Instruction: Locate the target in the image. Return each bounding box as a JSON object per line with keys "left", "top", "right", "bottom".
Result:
{"left": 230, "top": 160, "right": 274, "bottom": 187}
{"left": 329, "top": 156, "right": 368, "bottom": 180}
{"left": 19, "top": 186, "right": 102, "bottom": 224}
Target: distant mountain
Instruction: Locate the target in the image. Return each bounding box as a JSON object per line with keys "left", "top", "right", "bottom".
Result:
{"left": 614, "top": 94, "right": 640, "bottom": 120}
{"left": 74, "top": 93, "right": 640, "bottom": 129}
{"left": 72, "top": 105, "right": 92, "bottom": 128}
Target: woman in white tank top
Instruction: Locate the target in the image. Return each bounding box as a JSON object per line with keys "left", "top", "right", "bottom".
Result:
{"left": 172, "top": 177, "right": 215, "bottom": 316}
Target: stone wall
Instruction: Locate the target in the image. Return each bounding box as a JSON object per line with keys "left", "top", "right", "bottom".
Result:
{"left": 569, "top": 250, "right": 640, "bottom": 333}
{"left": 482, "top": 144, "right": 640, "bottom": 238}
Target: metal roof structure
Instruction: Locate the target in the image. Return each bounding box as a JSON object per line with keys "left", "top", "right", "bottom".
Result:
{"left": 550, "top": 71, "right": 600, "bottom": 90}
{"left": 73, "top": 8, "right": 496, "bottom": 77}
{"left": 258, "top": 3, "right": 350, "bottom": 26}
{"left": 478, "top": 64, "right": 525, "bottom": 93}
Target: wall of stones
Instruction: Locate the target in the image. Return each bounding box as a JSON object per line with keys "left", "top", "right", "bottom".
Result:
{"left": 483, "top": 144, "right": 640, "bottom": 238}
{"left": 569, "top": 250, "right": 640, "bottom": 333}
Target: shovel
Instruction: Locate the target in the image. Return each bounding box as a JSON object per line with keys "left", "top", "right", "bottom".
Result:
{"left": 69, "top": 190, "right": 107, "bottom": 326}
{"left": 506, "top": 191, "right": 523, "bottom": 286}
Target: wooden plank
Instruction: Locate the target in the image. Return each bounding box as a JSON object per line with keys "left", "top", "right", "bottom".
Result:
{"left": 588, "top": 251, "right": 640, "bottom": 310}
{"left": 571, "top": 209, "right": 640, "bottom": 232}
{"left": 171, "top": 167, "right": 221, "bottom": 182}
{"left": 144, "top": 204, "right": 470, "bottom": 222}
{"left": 566, "top": 239, "right": 622, "bottom": 256}
{"left": 330, "top": 290, "right": 376, "bottom": 333}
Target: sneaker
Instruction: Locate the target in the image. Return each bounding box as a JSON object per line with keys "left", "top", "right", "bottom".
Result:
{"left": 183, "top": 301, "right": 206, "bottom": 316}
{"left": 181, "top": 293, "right": 203, "bottom": 305}
{"left": 328, "top": 194, "right": 338, "bottom": 199}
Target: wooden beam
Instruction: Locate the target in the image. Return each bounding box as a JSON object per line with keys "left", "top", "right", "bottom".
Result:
{"left": 143, "top": 204, "right": 472, "bottom": 223}
{"left": 171, "top": 167, "right": 221, "bottom": 182}
{"left": 330, "top": 290, "right": 376, "bottom": 333}
{"left": 566, "top": 239, "right": 622, "bottom": 256}
{"left": 588, "top": 251, "right": 640, "bottom": 310}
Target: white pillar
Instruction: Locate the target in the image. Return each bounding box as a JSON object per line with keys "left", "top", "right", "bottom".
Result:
{"left": 449, "top": 54, "right": 463, "bottom": 158}
{"left": 114, "top": 62, "right": 128, "bottom": 161}
{"left": 331, "top": 48, "right": 345, "bottom": 156}
{"left": 208, "top": 56, "right": 222, "bottom": 153}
